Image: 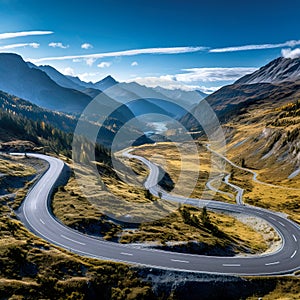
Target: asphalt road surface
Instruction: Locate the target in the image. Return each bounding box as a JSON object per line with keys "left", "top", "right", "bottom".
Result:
{"left": 14, "top": 152, "right": 300, "bottom": 276}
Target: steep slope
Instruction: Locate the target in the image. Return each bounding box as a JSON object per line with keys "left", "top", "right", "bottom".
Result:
{"left": 67, "top": 72, "right": 203, "bottom": 115}
{"left": 116, "top": 82, "right": 203, "bottom": 118}
{"left": 182, "top": 56, "right": 300, "bottom": 129}
{"left": 66, "top": 74, "right": 118, "bottom": 90}
{"left": 66, "top": 75, "right": 97, "bottom": 89}
{"left": 225, "top": 98, "right": 300, "bottom": 175}
{"left": 0, "top": 90, "right": 77, "bottom": 132}
{"left": 205, "top": 80, "right": 300, "bottom": 114}
{"left": 30, "top": 65, "right": 108, "bottom": 98}
{"left": 0, "top": 89, "right": 145, "bottom": 149}
{"left": 93, "top": 75, "right": 118, "bottom": 90}
{"left": 154, "top": 86, "right": 207, "bottom": 106}
{"left": 99, "top": 83, "right": 172, "bottom": 118}
{"left": 67, "top": 72, "right": 205, "bottom": 108}
{"left": 0, "top": 53, "right": 93, "bottom": 113}
{"left": 36, "top": 63, "right": 203, "bottom": 118}
{"left": 180, "top": 56, "right": 300, "bottom": 198}
{"left": 0, "top": 102, "right": 73, "bottom": 155}
{"left": 67, "top": 77, "right": 194, "bottom": 117}
{"left": 28, "top": 64, "right": 85, "bottom": 91}
{"left": 1, "top": 54, "right": 136, "bottom": 127}
{"left": 236, "top": 57, "right": 300, "bottom": 84}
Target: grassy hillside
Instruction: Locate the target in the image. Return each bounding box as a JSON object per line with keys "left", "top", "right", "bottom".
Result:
{"left": 51, "top": 153, "right": 273, "bottom": 257}
{"left": 223, "top": 98, "right": 300, "bottom": 223}
{"left": 0, "top": 89, "right": 150, "bottom": 150}
{"left": 0, "top": 90, "right": 77, "bottom": 132}
{"left": 132, "top": 142, "right": 234, "bottom": 202}
{"left": 119, "top": 205, "right": 268, "bottom": 256}
{"left": 0, "top": 154, "right": 155, "bottom": 300}
{"left": 0, "top": 106, "right": 73, "bottom": 156}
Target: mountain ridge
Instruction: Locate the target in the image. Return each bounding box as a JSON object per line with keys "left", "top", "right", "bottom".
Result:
{"left": 0, "top": 53, "right": 92, "bottom": 114}
{"left": 26, "top": 59, "right": 204, "bottom": 118}
{"left": 236, "top": 56, "right": 300, "bottom": 85}
{"left": 182, "top": 56, "right": 300, "bottom": 129}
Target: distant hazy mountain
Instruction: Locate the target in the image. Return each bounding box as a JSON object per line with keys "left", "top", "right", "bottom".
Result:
{"left": 154, "top": 87, "right": 207, "bottom": 105}
{"left": 67, "top": 74, "right": 118, "bottom": 91}
{"left": 0, "top": 54, "right": 137, "bottom": 126}
{"left": 120, "top": 82, "right": 202, "bottom": 107}
{"left": 29, "top": 58, "right": 206, "bottom": 118}
{"left": 98, "top": 83, "right": 172, "bottom": 117}
{"left": 66, "top": 74, "right": 202, "bottom": 118}
{"left": 93, "top": 75, "right": 118, "bottom": 90}
{"left": 24, "top": 54, "right": 205, "bottom": 118}
{"left": 118, "top": 82, "right": 205, "bottom": 118}
{"left": 182, "top": 56, "right": 300, "bottom": 129}
{"left": 103, "top": 82, "right": 192, "bottom": 118}
{"left": 236, "top": 57, "right": 300, "bottom": 84}
{"left": 66, "top": 75, "right": 96, "bottom": 89}
{"left": 28, "top": 64, "right": 84, "bottom": 91}
{"left": 0, "top": 53, "right": 91, "bottom": 113}
{"left": 68, "top": 70, "right": 204, "bottom": 116}
{"left": 27, "top": 63, "right": 102, "bottom": 98}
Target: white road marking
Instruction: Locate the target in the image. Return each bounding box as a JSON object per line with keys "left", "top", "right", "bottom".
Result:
{"left": 61, "top": 234, "right": 86, "bottom": 245}
{"left": 171, "top": 259, "right": 189, "bottom": 263}
{"left": 278, "top": 221, "right": 285, "bottom": 227}
{"left": 18, "top": 152, "right": 300, "bottom": 276}
{"left": 39, "top": 218, "right": 45, "bottom": 225}
{"left": 120, "top": 252, "right": 133, "bottom": 256}
{"left": 222, "top": 264, "right": 241, "bottom": 267}
{"left": 269, "top": 216, "right": 276, "bottom": 221}
{"left": 265, "top": 261, "right": 280, "bottom": 266}
{"left": 291, "top": 250, "right": 297, "bottom": 259}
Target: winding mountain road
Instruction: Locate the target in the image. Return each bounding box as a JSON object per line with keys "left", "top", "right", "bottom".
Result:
{"left": 14, "top": 152, "right": 300, "bottom": 276}
{"left": 207, "top": 144, "right": 300, "bottom": 191}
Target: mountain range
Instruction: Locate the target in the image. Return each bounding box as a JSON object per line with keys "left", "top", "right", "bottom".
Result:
{"left": 0, "top": 53, "right": 206, "bottom": 120}
{"left": 236, "top": 57, "right": 300, "bottom": 84}
{"left": 1, "top": 52, "right": 300, "bottom": 141}
{"left": 182, "top": 56, "right": 300, "bottom": 129}
{"left": 0, "top": 53, "right": 92, "bottom": 113}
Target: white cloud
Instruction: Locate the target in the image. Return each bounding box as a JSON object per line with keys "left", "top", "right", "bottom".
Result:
{"left": 127, "top": 75, "right": 202, "bottom": 91}
{"left": 198, "top": 86, "right": 221, "bottom": 94}
{"left": 81, "top": 43, "right": 93, "bottom": 49}
{"left": 126, "top": 67, "right": 256, "bottom": 92}
{"left": 281, "top": 48, "right": 300, "bottom": 59}
{"left": 85, "top": 58, "right": 96, "bottom": 66}
{"left": 97, "top": 61, "right": 112, "bottom": 68}
{"left": 61, "top": 67, "right": 75, "bottom": 76}
{"left": 126, "top": 75, "right": 222, "bottom": 93}
{"left": 210, "top": 40, "right": 300, "bottom": 53}
{"left": 29, "top": 46, "right": 207, "bottom": 63}
{"left": 131, "top": 61, "right": 138, "bottom": 66}
{"left": 0, "top": 42, "right": 40, "bottom": 50}
{"left": 77, "top": 72, "right": 99, "bottom": 82}
{"left": 57, "top": 68, "right": 99, "bottom": 81}
{"left": 29, "top": 43, "right": 40, "bottom": 49}
{"left": 0, "top": 30, "right": 53, "bottom": 40}
{"left": 175, "top": 67, "right": 257, "bottom": 82}
{"left": 72, "top": 57, "right": 96, "bottom": 65}
{"left": 48, "top": 42, "right": 69, "bottom": 49}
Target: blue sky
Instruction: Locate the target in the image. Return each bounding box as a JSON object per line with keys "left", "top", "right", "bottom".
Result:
{"left": 1, "top": 0, "right": 300, "bottom": 92}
